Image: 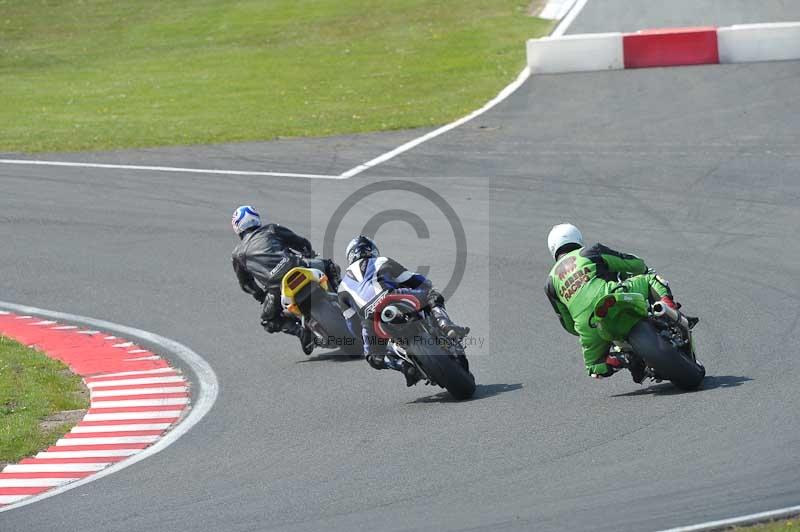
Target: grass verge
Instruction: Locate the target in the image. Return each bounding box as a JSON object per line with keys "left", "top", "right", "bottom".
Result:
{"left": 735, "top": 518, "right": 797, "bottom": 531}
{"left": 0, "top": 0, "right": 552, "bottom": 152}
{"left": 0, "top": 336, "right": 88, "bottom": 465}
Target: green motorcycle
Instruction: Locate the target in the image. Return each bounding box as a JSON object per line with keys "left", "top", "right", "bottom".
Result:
{"left": 590, "top": 290, "right": 705, "bottom": 390}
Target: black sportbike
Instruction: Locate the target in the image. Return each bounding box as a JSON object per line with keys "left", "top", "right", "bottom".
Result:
{"left": 363, "top": 290, "right": 475, "bottom": 400}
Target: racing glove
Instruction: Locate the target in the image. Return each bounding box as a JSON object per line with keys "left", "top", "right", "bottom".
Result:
{"left": 589, "top": 354, "right": 626, "bottom": 379}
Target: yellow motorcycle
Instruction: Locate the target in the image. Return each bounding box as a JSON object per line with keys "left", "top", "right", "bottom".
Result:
{"left": 281, "top": 264, "right": 362, "bottom": 356}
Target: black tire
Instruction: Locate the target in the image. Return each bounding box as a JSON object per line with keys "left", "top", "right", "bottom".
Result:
{"left": 628, "top": 320, "right": 705, "bottom": 390}
{"left": 412, "top": 332, "right": 476, "bottom": 400}
{"left": 309, "top": 298, "right": 362, "bottom": 356}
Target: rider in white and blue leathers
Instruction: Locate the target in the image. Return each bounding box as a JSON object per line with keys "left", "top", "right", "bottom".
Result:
{"left": 337, "top": 235, "right": 469, "bottom": 386}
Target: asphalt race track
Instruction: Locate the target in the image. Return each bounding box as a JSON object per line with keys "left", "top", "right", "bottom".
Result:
{"left": 2, "top": 1, "right": 800, "bottom": 531}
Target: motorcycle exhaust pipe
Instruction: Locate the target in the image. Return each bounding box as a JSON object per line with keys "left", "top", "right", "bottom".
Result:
{"left": 381, "top": 305, "right": 399, "bottom": 323}
{"left": 651, "top": 301, "right": 690, "bottom": 331}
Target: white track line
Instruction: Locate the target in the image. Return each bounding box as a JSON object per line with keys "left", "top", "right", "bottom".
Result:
{"left": 0, "top": 301, "right": 218, "bottom": 514}
{"left": 0, "top": 158, "right": 343, "bottom": 180}
{"left": 90, "top": 367, "right": 176, "bottom": 379}
{"left": 90, "top": 398, "right": 189, "bottom": 408}
{"left": 0, "top": 479, "right": 79, "bottom": 488}
{"left": 112, "top": 341, "right": 134, "bottom": 348}
{"left": 0, "top": 495, "right": 32, "bottom": 504}
{"left": 86, "top": 376, "right": 185, "bottom": 388}
{"left": 657, "top": 504, "right": 800, "bottom": 532}
{"left": 0, "top": 2, "right": 588, "bottom": 183}
{"left": 338, "top": 66, "right": 533, "bottom": 178}
{"left": 55, "top": 436, "right": 161, "bottom": 446}
{"left": 82, "top": 410, "right": 183, "bottom": 421}
{"left": 70, "top": 424, "right": 172, "bottom": 433}
{"left": 36, "top": 450, "right": 141, "bottom": 459}
{"left": 338, "top": 0, "right": 589, "bottom": 178}
{"left": 540, "top": 0, "right": 578, "bottom": 20}
{"left": 4, "top": 463, "right": 111, "bottom": 473}
{"left": 548, "top": 0, "right": 589, "bottom": 37}
{"left": 90, "top": 387, "right": 187, "bottom": 398}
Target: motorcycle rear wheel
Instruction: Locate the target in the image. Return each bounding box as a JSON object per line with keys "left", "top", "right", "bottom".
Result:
{"left": 628, "top": 320, "right": 705, "bottom": 390}
{"left": 413, "top": 336, "right": 476, "bottom": 400}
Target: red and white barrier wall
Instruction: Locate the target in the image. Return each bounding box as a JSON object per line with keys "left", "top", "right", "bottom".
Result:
{"left": 527, "top": 22, "right": 800, "bottom": 74}
{"left": 718, "top": 23, "right": 800, "bottom": 63}
{"left": 0, "top": 311, "right": 190, "bottom": 507}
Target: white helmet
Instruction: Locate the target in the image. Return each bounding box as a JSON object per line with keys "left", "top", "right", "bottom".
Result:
{"left": 547, "top": 223, "right": 583, "bottom": 259}
{"left": 231, "top": 205, "right": 261, "bottom": 236}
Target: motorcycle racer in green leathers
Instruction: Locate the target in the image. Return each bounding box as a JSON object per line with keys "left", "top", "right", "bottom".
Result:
{"left": 544, "top": 223, "right": 680, "bottom": 381}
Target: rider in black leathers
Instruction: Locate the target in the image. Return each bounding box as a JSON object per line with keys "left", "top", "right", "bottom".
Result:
{"left": 230, "top": 205, "right": 340, "bottom": 353}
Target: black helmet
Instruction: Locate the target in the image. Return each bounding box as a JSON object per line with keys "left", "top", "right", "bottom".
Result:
{"left": 345, "top": 235, "right": 379, "bottom": 265}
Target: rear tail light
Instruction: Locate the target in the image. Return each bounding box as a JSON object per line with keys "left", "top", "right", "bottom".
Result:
{"left": 287, "top": 271, "right": 305, "bottom": 290}
{"left": 596, "top": 297, "right": 616, "bottom": 318}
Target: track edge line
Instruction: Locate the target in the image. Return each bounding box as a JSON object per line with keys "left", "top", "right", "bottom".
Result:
{"left": 338, "top": 0, "right": 589, "bottom": 178}
{"left": 656, "top": 504, "right": 800, "bottom": 532}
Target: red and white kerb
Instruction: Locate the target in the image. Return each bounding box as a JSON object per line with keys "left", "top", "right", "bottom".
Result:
{"left": 0, "top": 311, "right": 190, "bottom": 507}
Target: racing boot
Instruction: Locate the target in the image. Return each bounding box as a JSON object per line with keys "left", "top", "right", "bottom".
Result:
{"left": 431, "top": 306, "right": 470, "bottom": 340}
{"left": 384, "top": 355, "right": 421, "bottom": 387}
{"left": 298, "top": 327, "right": 316, "bottom": 355}
{"left": 401, "top": 362, "right": 421, "bottom": 387}
{"left": 628, "top": 356, "right": 646, "bottom": 384}
{"left": 283, "top": 321, "right": 316, "bottom": 355}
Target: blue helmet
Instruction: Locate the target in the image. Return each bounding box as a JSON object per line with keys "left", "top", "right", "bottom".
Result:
{"left": 345, "top": 235, "right": 379, "bottom": 265}
{"left": 231, "top": 205, "right": 261, "bottom": 236}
